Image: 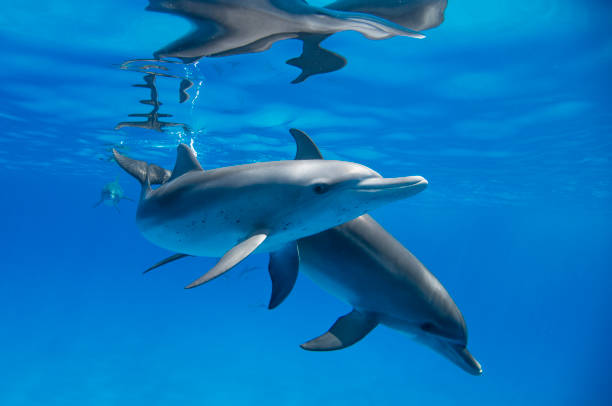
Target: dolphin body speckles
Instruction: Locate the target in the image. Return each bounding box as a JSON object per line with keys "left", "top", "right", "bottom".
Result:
{"left": 113, "top": 130, "right": 427, "bottom": 306}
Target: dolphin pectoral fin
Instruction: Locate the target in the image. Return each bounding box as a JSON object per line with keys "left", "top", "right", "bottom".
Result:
{"left": 93, "top": 199, "right": 103, "bottom": 208}
{"left": 185, "top": 233, "right": 268, "bottom": 289}
{"left": 144, "top": 253, "right": 192, "bottom": 274}
{"left": 267, "top": 241, "right": 299, "bottom": 310}
{"left": 300, "top": 309, "right": 378, "bottom": 351}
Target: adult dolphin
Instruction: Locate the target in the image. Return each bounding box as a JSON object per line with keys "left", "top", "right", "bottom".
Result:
{"left": 113, "top": 136, "right": 427, "bottom": 299}
{"left": 291, "top": 129, "right": 482, "bottom": 376}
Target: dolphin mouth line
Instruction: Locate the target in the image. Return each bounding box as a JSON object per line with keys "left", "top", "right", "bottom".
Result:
{"left": 354, "top": 176, "right": 428, "bottom": 192}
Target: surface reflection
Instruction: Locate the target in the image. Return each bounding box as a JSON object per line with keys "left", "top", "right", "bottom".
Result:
{"left": 145, "top": 0, "right": 446, "bottom": 83}
{"left": 115, "top": 59, "right": 196, "bottom": 132}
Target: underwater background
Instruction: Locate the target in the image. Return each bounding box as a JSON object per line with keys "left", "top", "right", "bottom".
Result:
{"left": 1, "top": 0, "right": 611, "bottom": 405}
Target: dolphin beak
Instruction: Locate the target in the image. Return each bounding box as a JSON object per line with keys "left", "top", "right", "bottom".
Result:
{"left": 416, "top": 334, "right": 483, "bottom": 376}
{"left": 449, "top": 344, "right": 483, "bottom": 376}
{"left": 355, "top": 176, "right": 428, "bottom": 196}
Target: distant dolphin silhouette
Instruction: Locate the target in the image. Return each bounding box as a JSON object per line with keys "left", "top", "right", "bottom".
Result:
{"left": 134, "top": 129, "right": 481, "bottom": 374}
{"left": 93, "top": 179, "right": 134, "bottom": 212}
{"left": 145, "top": 0, "right": 433, "bottom": 82}
{"left": 113, "top": 130, "right": 428, "bottom": 300}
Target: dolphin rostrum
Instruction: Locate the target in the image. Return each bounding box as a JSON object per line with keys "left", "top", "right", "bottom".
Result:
{"left": 130, "top": 129, "right": 481, "bottom": 374}
{"left": 113, "top": 133, "right": 428, "bottom": 306}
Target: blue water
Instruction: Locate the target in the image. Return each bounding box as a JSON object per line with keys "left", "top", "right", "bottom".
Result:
{"left": 1, "top": 0, "right": 611, "bottom": 405}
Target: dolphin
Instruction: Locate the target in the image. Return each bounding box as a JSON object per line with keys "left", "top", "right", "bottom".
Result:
{"left": 131, "top": 129, "right": 481, "bottom": 374}
{"left": 144, "top": 0, "right": 426, "bottom": 83}
{"left": 93, "top": 179, "right": 134, "bottom": 212}
{"left": 113, "top": 132, "right": 428, "bottom": 304}
{"left": 290, "top": 129, "right": 482, "bottom": 376}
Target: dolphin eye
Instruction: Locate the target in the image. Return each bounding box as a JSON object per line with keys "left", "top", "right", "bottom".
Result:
{"left": 313, "top": 183, "right": 329, "bottom": 194}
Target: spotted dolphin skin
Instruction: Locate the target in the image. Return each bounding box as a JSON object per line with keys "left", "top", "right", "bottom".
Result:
{"left": 291, "top": 129, "right": 482, "bottom": 376}
{"left": 144, "top": 0, "right": 438, "bottom": 82}
{"left": 113, "top": 132, "right": 427, "bottom": 305}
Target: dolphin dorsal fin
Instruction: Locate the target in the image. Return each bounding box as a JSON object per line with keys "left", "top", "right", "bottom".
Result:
{"left": 169, "top": 144, "right": 203, "bottom": 181}
{"left": 289, "top": 128, "right": 324, "bottom": 160}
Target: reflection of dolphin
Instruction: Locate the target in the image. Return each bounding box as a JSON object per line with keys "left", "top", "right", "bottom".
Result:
{"left": 326, "top": 0, "right": 447, "bottom": 30}
{"left": 93, "top": 179, "right": 134, "bottom": 212}
{"left": 146, "top": 0, "right": 427, "bottom": 82}
{"left": 288, "top": 0, "right": 448, "bottom": 82}
{"left": 291, "top": 129, "right": 481, "bottom": 376}
{"left": 133, "top": 129, "right": 480, "bottom": 375}
{"left": 115, "top": 74, "right": 189, "bottom": 132}
{"left": 113, "top": 131, "right": 428, "bottom": 303}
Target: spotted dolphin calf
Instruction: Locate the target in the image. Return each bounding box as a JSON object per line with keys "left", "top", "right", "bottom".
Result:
{"left": 291, "top": 129, "right": 482, "bottom": 376}
{"left": 113, "top": 135, "right": 428, "bottom": 304}
{"left": 93, "top": 179, "right": 134, "bottom": 212}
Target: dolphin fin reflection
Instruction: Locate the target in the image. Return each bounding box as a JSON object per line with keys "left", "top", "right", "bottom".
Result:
{"left": 144, "top": 0, "right": 447, "bottom": 83}
{"left": 115, "top": 73, "right": 190, "bottom": 133}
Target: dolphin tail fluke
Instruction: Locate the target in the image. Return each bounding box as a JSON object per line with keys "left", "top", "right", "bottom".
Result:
{"left": 185, "top": 233, "right": 268, "bottom": 289}
{"left": 267, "top": 241, "right": 299, "bottom": 309}
{"left": 300, "top": 309, "right": 378, "bottom": 351}
{"left": 112, "top": 149, "right": 172, "bottom": 186}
